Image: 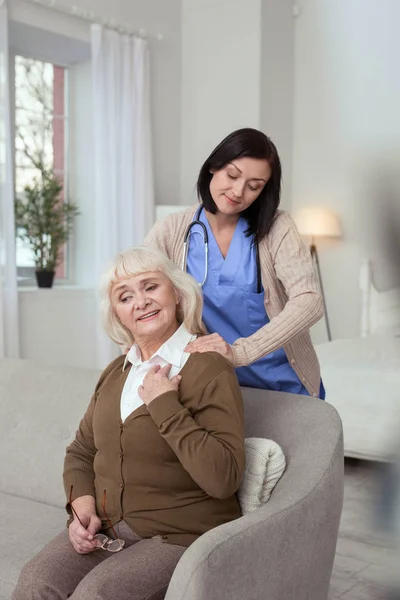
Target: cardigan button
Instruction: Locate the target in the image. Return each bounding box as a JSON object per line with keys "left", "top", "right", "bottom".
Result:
{"left": 290, "top": 358, "right": 296, "bottom": 364}
{"left": 312, "top": 393, "right": 317, "bottom": 398}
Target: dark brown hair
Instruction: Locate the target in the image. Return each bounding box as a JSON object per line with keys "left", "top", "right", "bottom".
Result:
{"left": 196, "top": 128, "right": 282, "bottom": 242}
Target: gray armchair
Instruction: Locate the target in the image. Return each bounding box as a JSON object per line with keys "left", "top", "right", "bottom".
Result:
{"left": 165, "top": 388, "right": 344, "bottom": 600}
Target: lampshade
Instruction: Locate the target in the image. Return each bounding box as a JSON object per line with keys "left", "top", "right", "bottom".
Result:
{"left": 293, "top": 206, "right": 341, "bottom": 238}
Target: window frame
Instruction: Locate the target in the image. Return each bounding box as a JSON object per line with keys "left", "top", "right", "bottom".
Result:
{"left": 12, "top": 50, "right": 71, "bottom": 287}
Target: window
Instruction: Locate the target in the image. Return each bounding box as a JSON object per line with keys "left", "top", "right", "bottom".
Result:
{"left": 14, "top": 55, "right": 69, "bottom": 283}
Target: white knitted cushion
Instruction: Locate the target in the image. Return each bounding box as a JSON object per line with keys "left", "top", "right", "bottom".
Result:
{"left": 238, "top": 437, "right": 286, "bottom": 514}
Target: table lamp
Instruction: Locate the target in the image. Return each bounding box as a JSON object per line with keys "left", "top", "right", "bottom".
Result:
{"left": 293, "top": 206, "right": 341, "bottom": 341}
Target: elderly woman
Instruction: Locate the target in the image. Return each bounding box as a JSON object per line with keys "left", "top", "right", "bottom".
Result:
{"left": 12, "top": 247, "right": 245, "bottom": 600}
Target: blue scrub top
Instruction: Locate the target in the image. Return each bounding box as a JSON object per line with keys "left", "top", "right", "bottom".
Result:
{"left": 186, "top": 209, "right": 325, "bottom": 399}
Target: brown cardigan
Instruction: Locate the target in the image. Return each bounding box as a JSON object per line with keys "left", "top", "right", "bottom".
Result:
{"left": 63, "top": 351, "right": 245, "bottom": 547}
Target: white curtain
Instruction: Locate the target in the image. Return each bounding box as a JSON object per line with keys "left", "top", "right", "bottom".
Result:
{"left": 0, "top": 1, "right": 19, "bottom": 358}
{"left": 91, "top": 25, "right": 154, "bottom": 368}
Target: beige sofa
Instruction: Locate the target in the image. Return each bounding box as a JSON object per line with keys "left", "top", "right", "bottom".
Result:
{"left": 0, "top": 358, "right": 343, "bottom": 600}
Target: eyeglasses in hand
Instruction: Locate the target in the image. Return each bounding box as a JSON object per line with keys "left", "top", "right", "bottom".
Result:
{"left": 69, "top": 485, "right": 125, "bottom": 553}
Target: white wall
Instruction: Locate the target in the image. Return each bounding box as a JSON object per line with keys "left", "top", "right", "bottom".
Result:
{"left": 180, "top": 0, "right": 295, "bottom": 208}
{"left": 180, "top": 0, "right": 262, "bottom": 203}
{"left": 260, "top": 0, "right": 295, "bottom": 210}
{"left": 292, "top": 0, "right": 400, "bottom": 343}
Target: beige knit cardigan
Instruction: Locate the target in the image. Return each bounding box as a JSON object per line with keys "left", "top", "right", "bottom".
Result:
{"left": 145, "top": 206, "right": 323, "bottom": 397}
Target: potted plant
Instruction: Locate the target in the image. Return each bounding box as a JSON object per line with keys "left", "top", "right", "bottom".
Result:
{"left": 15, "top": 166, "right": 79, "bottom": 288}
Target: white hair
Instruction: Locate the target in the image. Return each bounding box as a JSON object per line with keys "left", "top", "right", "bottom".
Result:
{"left": 99, "top": 246, "right": 206, "bottom": 347}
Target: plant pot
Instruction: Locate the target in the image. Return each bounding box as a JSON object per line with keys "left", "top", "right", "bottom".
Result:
{"left": 35, "top": 270, "right": 55, "bottom": 288}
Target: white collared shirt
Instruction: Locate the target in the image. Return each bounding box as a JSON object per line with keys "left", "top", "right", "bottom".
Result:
{"left": 120, "top": 324, "right": 197, "bottom": 422}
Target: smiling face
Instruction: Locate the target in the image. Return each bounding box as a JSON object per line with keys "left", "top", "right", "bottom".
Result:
{"left": 111, "top": 271, "right": 180, "bottom": 354}
{"left": 209, "top": 156, "right": 271, "bottom": 217}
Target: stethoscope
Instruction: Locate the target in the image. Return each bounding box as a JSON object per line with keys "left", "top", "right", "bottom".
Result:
{"left": 181, "top": 205, "right": 262, "bottom": 293}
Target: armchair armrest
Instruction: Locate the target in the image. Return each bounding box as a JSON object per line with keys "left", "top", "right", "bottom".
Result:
{"left": 166, "top": 431, "right": 343, "bottom": 600}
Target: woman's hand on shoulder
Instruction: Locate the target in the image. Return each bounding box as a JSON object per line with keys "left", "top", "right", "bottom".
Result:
{"left": 185, "top": 333, "right": 234, "bottom": 364}
{"left": 139, "top": 364, "right": 182, "bottom": 406}
{"left": 68, "top": 495, "right": 102, "bottom": 554}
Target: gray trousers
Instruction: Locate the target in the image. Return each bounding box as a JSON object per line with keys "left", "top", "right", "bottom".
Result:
{"left": 12, "top": 521, "right": 186, "bottom": 600}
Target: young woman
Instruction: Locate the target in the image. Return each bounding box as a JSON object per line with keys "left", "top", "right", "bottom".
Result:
{"left": 145, "top": 128, "right": 325, "bottom": 399}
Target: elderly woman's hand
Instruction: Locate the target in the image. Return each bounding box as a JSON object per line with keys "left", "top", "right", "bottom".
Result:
{"left": 185, "top": 333, "right": 234, "bottom": 364}
{"left": 139, "top": 364, "right": 182, "bottom": 406}
{"left": 68, "top": 495, "right": 102, "bottom": 554}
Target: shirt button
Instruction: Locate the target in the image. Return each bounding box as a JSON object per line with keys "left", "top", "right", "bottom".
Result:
{"left": 119, "top": 452, "right": 123, "bottom": 458}
{"left": 290, "top": 359, "right": 296, "bottom": 365}
{"left": 312, "top": 393, "right": 318, "bottom": 398}
{"left": 120, "top": 483, "right": 124, "bottom": 489}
